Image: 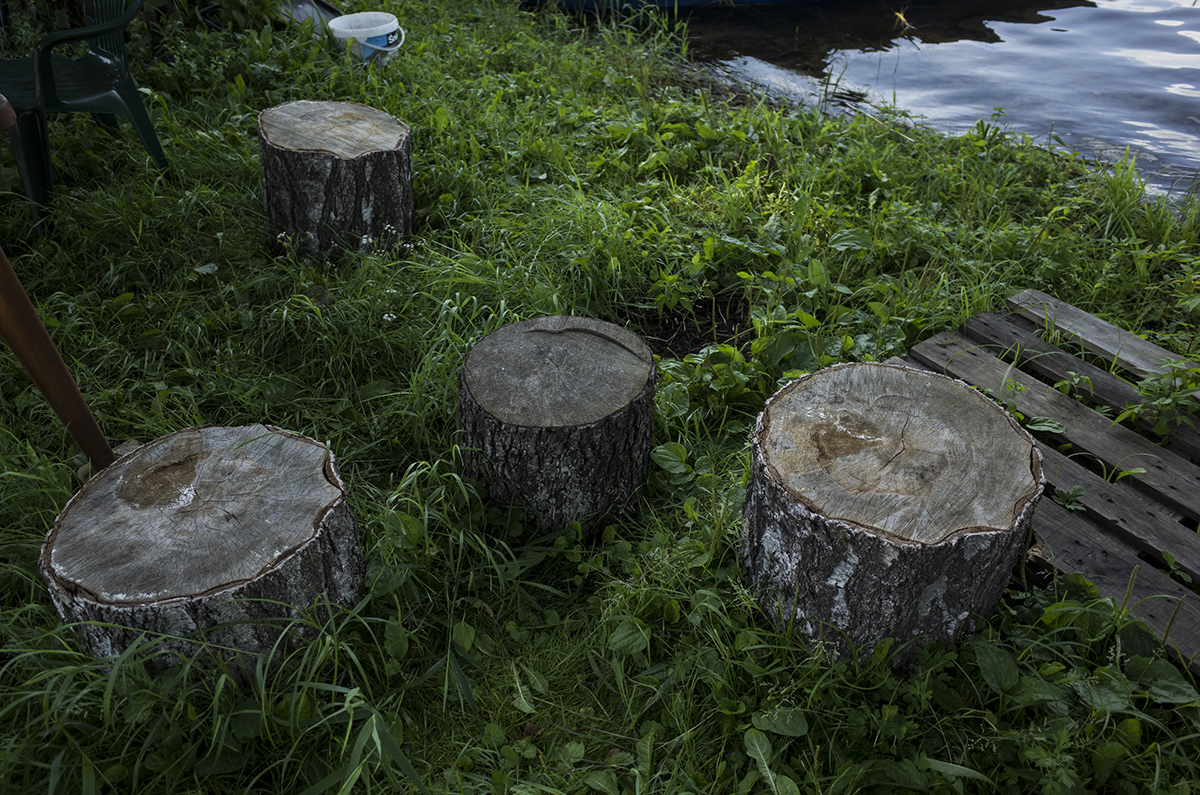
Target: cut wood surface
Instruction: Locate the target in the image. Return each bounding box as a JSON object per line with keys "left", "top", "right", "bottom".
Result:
{"left": 463, "top": 315, "right": 653, "bottom": 428}
{"left": 740, "top": 362, "right": 1044, "bottom": 662}
{"left": 907, "top": 294, "right": 1200, "bottom": 676}
{"left": 755, "top": 363, "right": 1039, "bottom": 543}
{"left": 459, "top": 316, "right": 656, "bottom": 536}
{"left": 259, "top": 100, "right": 408, "bottom": 158}
{"left": 258, "top": 100, "right": 412, "bottom": 257}
{"left": 41, "top": 425, "right": 364, "bottom": 671}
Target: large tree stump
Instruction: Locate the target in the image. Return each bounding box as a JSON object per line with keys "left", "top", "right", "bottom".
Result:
{"left": 258, "top": 100, "right": 413, "bottom": 257}
{"left": 459, "top": 316, "right": 657, "bottom": 537}
{"left": 40, "top": 425, "right": 364, "bottom": 674}
{"left": 740, "top": 362, "right": 1044, "bottom": 663}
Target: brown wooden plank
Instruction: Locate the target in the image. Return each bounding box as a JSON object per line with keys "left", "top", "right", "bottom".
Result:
{"left": 964, "top": 311, "right": 1131, "bottom": 406}
{"left": 902, "top": 349, "right": 1200, "bottom": 580}
{"left": 962, "top": 311, "right": 1200, "bottom": 463}
{"left": 1032, "top": 499, "right": 1200, "bottom": 676}
{"left": 1035, "top": 443, "right": 1200, "bottom": 581}
{"left": 901, "top": 349, "right": 1200, "bottom": 673}
{"left": 910, "top": 331, "right": 1200, "bottom": 522}
{"left": 1007, "top": 289, "right": 1196, "bottom": 379}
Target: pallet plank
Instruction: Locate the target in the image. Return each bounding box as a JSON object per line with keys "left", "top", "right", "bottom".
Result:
{"left": 899, "top": 342, "right": 1200, "bottom": 672}
{"left": 904, "top": 289, "right": 1200, "bottom": 673}
{"left": 1008, "top": 288, "right": 1196, "bottom": 379}
{"left": 1031, "top": 498, "right": 1200, "bottom": 676}
{"left": 909, "top": 331, "right": 1200, "bottom": 522}
{"left": 963, "top": 311, "right": 1200, "bottom": 463}
{"left": 964, "top": 311, "right": 1130, "bottom": 407}
{"left": 1036, "top": 443, "right": 1200, "bottom": 581}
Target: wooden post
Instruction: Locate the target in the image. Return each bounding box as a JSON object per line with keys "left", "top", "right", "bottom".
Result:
{"left": 740, "top": 362, "right": 1044, "bottom": 664}
{"left": 459, "top": 316, "right": 657, "bottom": 537}
{"left": 40, "top": 425, "right": 364, "bottom": 674}
{"left": 258, "top": 100, "right": 412, "bottom": 257}
{"left": 0, "top": 242, "right": 115, "bottom": 474}
{"left": 0, "top": 94, "right": 114, "bottom": 473}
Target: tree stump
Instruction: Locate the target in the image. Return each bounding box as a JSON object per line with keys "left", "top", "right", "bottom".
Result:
{"left": 740, "top": 362, "right": 1044, "bottom": 663}
{"left": 40, "top": 425, "right": 364, "bottom": 674}
{"left": 258, "top": 100, "right": 413, "bottom": 257}
{"left": 459, "top": 316, "right": 657, "bottom": 537}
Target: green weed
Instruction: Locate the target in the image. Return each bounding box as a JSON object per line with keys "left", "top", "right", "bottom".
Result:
{"left": 1, "top": 1, "right": 1199, "bottom": 793}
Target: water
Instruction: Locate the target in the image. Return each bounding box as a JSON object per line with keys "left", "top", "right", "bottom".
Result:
{"left": 683, "top": 0, "right": 1200, "bottom": 196}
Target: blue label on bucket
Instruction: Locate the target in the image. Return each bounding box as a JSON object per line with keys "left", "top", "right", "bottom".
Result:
{"left": 363, "top": 29, "right": 398, "bottom": 59}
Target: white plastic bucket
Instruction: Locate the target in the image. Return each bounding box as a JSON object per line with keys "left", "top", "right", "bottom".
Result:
{"left": 329, "top": 12, "right": 405, "bottom": 62}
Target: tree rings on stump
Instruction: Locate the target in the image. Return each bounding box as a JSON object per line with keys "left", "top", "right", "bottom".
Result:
{"left": 459, "top": 315, "right": 656, "bottom": 537}
{"left": 740, "top": 362, "right": 1044, "bottom": 663}
{"left": 258, "top": 100, "right": 413, "bottom": 257}
{"left": 40, "top": 425, "right": 364, "bottom": 674}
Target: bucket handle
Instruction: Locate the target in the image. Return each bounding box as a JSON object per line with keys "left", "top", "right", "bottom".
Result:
{"left": 362, "top": 27, "right": 405, "bottom": 54}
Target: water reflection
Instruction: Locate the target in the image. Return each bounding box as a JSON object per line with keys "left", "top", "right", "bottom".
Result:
{"left": 683, "top": 0, "right": 1200, "bottom": 195}
{"left": 1166, "top": 83, "right": 1200, "bottom": 98}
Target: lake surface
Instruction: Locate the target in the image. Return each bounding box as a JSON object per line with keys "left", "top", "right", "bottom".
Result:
{"left": 682, "top": 0, "right": 1200, "bottom": 197}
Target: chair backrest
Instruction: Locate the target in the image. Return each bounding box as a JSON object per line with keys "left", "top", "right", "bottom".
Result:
{"left": 83, "top": 0, "right": 136, "bottom": 66}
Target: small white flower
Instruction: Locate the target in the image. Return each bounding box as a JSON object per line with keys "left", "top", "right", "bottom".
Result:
{"left": 383, "top": 313, "right": 396, "bottom": 322}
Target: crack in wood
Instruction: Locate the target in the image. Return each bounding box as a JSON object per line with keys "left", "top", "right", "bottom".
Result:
{"left": 881, "top": 416, "right": 910, "bottom": 472}
{"left": 526, "top": 325, "right": 651, "bottom": 363}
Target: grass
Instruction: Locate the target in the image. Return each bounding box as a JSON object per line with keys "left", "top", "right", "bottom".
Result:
{"left": 2, "top": 1, "right": 1200, "bottom": 793}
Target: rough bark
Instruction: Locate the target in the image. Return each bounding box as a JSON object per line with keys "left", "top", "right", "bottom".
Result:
{"left": 740, "top": 362, "right": 1044, "bottom": 664}
{"left": 40, "top": 425, "right": 364, "bottom": 675}
{"left": 258, "top": 100, "right": 412, "bottom": 258}
{"left": 459, "top": 315, "right": 656, "bottom": 537}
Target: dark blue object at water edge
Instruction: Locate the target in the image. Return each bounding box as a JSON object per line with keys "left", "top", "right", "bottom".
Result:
{"left": 542, "top": 0, "right": 802, "bottom": 9}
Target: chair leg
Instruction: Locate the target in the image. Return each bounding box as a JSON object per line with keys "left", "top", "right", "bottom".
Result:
{"left": 7, "top": 108, "right": 52, "bottom": 232}
{"left": 92, "top": 113, "right": 121, "bottom": 135}
{"left": 114, "top": 85, "right": 168, "bottom": 173}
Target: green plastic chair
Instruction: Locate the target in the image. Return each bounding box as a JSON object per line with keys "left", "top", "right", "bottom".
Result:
{"left": 0, "top": 0, "right": 168, "bottom": 224}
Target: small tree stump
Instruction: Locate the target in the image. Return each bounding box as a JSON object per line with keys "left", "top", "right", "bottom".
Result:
{"left": 740, "top": 362, "right": 1044, "bottom": 662}
{"left": 258, "top": 100, "right": 413, "bottom": 257}
{"left": 459, "top": 316, "right": 656, "bottom": 537}
{"left": 40, "top": 425, "right": 364, "bottom": 674}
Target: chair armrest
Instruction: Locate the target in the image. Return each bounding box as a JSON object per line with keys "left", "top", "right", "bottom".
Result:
{"left": 34, "top": 0, "right": 146, "bottom": 54}
{"left": 32, "top": 0, "right": 145, "bottom": 107}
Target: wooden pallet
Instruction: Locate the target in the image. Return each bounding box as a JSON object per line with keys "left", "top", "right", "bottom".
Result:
{"left": 904, "top": 289, "right": 1200, "bottom": 675}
